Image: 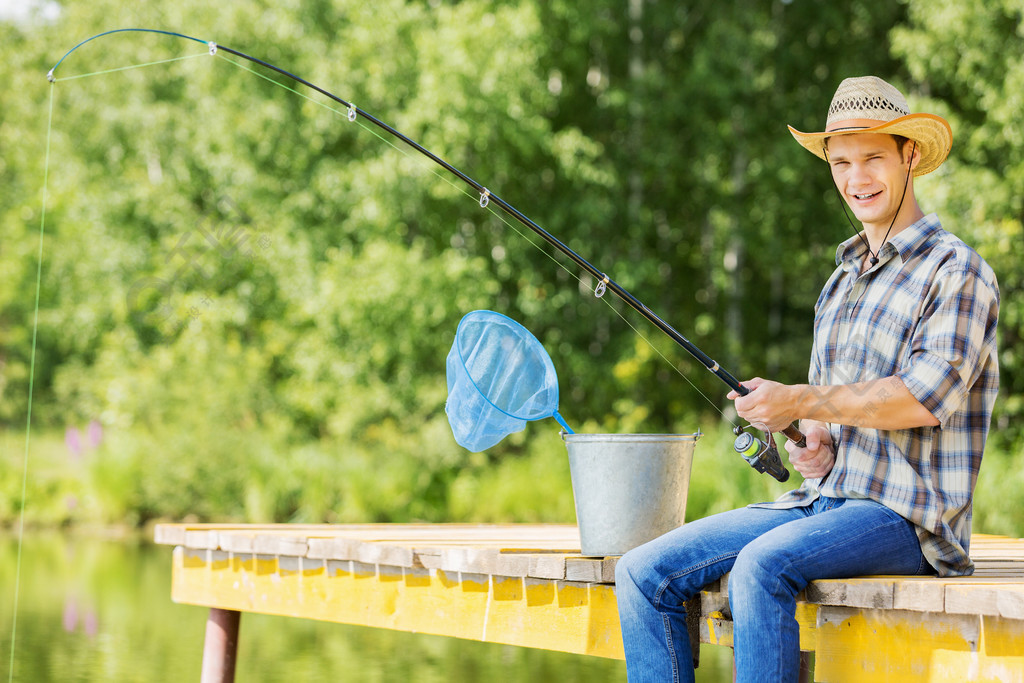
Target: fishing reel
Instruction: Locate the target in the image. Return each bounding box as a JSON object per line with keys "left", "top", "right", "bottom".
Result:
{"left": 733, "top": 425, "right": 790, "bottom": 483}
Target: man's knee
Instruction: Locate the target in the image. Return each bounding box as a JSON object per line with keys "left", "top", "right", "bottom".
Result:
{"left": 614, "top": 550, "right": 632, "bottom": 583}
{"left": 730, "top": 544, "right": 773, "bottom": 585}
{"left": 728, "top": 541, "right": 803, "bottom": 606}
{"left": 615, "top": 545, "right": 648, "bottom": 594}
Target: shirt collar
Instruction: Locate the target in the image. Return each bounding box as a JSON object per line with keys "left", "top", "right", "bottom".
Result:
{"left": 834, "top": 213, "right": 943, "bottom": 268}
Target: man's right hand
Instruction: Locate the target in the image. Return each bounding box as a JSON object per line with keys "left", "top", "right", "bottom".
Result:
{"left": 784, "top": 424, "right": 835, "bottom": 479}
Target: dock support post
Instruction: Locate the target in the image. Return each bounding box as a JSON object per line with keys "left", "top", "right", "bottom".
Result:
{"left": 798, "top": 651, "right": 812, "bottom": 683}
{"left": 200, "top": 608, "right": 241, "bottom": 683}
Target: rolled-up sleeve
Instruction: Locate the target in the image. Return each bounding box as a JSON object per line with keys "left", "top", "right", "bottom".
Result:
{"left": 898, "top": 257, "right": 999, "bottom": 428}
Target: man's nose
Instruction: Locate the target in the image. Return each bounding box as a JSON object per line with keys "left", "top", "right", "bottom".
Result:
{"left": 848, "top": 162, "right": 873, "bottom": 186}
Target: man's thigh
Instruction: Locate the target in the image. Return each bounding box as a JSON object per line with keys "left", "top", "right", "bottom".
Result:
{"left": 738, "top": 498, "right": 929, "bottom": 582}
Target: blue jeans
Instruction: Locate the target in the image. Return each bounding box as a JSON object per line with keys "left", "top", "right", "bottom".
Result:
{"left": 614, "top": 497, "right": 933, "bottom": 682}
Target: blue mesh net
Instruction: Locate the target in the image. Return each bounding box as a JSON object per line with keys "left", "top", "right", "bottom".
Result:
{"left": 445, "top": 310, "right": 573, "bottom": 452}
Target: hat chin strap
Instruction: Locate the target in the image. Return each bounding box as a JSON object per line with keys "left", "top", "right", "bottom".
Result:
{"left": 823, "top": 140, "right": 916, "bottom": 268}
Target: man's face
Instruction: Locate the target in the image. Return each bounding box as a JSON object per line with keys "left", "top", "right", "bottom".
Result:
{"left": 826, "top": 133, "right": 915, "bottom": 231}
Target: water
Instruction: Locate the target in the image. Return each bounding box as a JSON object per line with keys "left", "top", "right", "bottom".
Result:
{"left": 2, "top": 532, "right": 733, "bottom": 681}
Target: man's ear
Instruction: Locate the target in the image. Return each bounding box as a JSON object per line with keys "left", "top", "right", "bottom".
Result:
{"left": 906, "top": 141, "right": 922, "bottom": 171}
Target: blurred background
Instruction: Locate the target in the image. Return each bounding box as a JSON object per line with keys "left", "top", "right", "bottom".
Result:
{"left": 1, "top": 0, "right": 1022, "bottom": 680}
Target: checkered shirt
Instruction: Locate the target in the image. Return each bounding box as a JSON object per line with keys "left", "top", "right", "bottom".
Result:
{"left": 759, "top": 213, "right": 1000, "bottom": 576}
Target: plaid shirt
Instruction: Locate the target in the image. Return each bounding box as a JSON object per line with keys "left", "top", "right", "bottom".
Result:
{"left": 758, "top": 213, "right": 1000, "bottom": 576}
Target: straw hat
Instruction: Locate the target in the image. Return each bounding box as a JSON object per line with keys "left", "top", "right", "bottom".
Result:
{"left": 788, "top": 76, "right": 952, "bottom": 176}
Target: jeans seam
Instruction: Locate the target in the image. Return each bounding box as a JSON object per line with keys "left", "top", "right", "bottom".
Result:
{"left": 762, "top": 568, "right": 797, "bottom": 682}
{"left": 661, "top": 613, "right": 680, "bottom": 683}
{"left": 651, "top": 553, "right": 736, "bottom": 683}
{"left": 652, "top": 552, "right": 738, "bottom": 610}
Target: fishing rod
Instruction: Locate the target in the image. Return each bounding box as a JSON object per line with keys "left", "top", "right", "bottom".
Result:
{"left": 49, "top": 29, "right": 801, "bottom": 481}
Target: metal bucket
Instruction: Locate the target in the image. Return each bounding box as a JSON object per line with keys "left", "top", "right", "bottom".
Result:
{"left": 563, "top": 433, "right": 700, "bottom": 556}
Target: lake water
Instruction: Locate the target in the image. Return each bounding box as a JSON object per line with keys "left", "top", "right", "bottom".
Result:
{"left": 2, "top": 532, "right": 733, "bottom": 681}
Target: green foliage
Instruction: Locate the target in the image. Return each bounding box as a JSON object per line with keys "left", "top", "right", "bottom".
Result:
{"left": 0, "top": 0, "right": 1021, "bottom": 531}
{"left": 0, "top": 432, "right": 85, "bottom": 527}
{"left": 530, "top": 0, "right": 910, "bottom": 426}
{"left": 892, "top": 0, "right": 1024, "bottom": 448}
{"left": 447, "top": 427, "right": 578, "bottom": 523}
{"left": 974, "top": 445, "right": 1024, "bottom": 536}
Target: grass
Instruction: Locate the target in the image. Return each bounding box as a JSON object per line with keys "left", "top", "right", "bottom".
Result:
{"left": 2, "top": 421, "right": 1022, "bottom": 540}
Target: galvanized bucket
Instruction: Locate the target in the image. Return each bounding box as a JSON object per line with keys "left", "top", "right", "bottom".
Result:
{"left": 562, "top": 433, "right": 700, "bottom": 556}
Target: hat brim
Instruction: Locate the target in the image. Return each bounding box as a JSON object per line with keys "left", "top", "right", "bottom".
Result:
{"left": 788, "top": 113, "right": 952, "bottom": 176}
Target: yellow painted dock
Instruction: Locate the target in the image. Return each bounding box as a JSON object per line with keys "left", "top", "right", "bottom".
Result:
{"left": 155, "top": 524, "right": 1024, "bottom": 682}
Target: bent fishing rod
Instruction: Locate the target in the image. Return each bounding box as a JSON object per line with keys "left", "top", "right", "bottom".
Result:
{"left": 50, "top": 29, "right": 800, "bottom": 481}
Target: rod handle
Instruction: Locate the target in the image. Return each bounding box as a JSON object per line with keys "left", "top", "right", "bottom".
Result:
{"left": 781, "top": 424, "right": 807, "bottom": 449}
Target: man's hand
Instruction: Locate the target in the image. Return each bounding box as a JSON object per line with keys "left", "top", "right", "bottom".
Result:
{"left": 726, "top": 377, "right": 795, "bottom": 433}
{"left": 784, "top": 423, "right": 835, "bottom": 479}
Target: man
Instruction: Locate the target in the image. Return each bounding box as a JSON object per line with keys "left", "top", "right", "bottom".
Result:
{"left": 614, "top": 76, "right": 1000, "bottom": 682}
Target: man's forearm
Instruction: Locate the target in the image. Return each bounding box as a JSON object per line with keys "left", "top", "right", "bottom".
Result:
{"left": 791, "top": 376, "right": 939, "bottom": 430}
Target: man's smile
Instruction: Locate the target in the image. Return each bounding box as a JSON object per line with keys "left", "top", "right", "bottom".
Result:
{"left": 853, "top": 191, "right": 881, "bottom": 200}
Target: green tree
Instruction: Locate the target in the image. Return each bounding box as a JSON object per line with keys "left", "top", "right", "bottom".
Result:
{"left": 891, "top": 0, "right": 1024, "bottom": 535}
{"left": 893, "top": 0, "right": 1024, "bottom": 448}
{"left": 4, "top": 0, "right": 1020, "bottom": 527}
{"left": 1, "top": 0, "right": 561, "bottom": 523}
{"left": 530, "top": 0, "right": 909, "bottom": 430}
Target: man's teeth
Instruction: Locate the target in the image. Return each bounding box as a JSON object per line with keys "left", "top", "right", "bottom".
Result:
{"left": 855, "top": 192, "right": 879, "bottom": 199}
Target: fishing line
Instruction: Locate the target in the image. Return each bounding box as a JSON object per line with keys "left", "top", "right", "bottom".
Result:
{"left": 49, "top": 51, "right": 211, "bottom": 83}
{"left": 212, "top": 51, "right": 736, "bottom": 425}
{"left": 39, "top": 29, "right": 797, "bottom": 505}
{"left": 10, "top": 38, "right": 211, "bottom": 680}
{"left": 44, "top": 26, "right": 760, "bottom": 433}
{"left": 208, "top": 41, "right": 794, "bottom": 437}
{"left": 9, "top": 81, "right": 55, "bottom": 683}
{"left": 10, "top": 29, "right": 800, "bottom": 673}
{"left": 474, "top": 195, "right": 735, "bottom": 424}
{"left": 17, "top": 47, "right": 792, "bottom": 653}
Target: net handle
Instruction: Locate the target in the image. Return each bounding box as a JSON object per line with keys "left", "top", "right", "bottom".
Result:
{"left": 552, "top": 411, "right": 574, "bottom": 435}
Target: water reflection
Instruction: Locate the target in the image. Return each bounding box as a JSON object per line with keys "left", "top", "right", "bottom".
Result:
{"left": 2, "top": 533, "right": 731, "bottom": 681}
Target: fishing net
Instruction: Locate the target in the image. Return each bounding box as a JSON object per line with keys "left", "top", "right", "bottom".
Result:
{"left": 445, "top": 310, "right": 573, "bottom": 452}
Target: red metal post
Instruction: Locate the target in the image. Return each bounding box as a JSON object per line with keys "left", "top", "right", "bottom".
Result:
{"left": 200, "top": 608, "right": 241, "bottom": 683}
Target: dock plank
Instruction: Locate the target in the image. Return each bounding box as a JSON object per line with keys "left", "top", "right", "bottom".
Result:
{"left": 157, "top": 524, "right": 1024, "bottom": 680}
{"left": 946, "top": 583, "right": 1024, "bottom": 619}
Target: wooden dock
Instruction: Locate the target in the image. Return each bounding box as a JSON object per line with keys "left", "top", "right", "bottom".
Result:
{"left": 154, "top": 523, "right": 1024, "bottom": 682}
